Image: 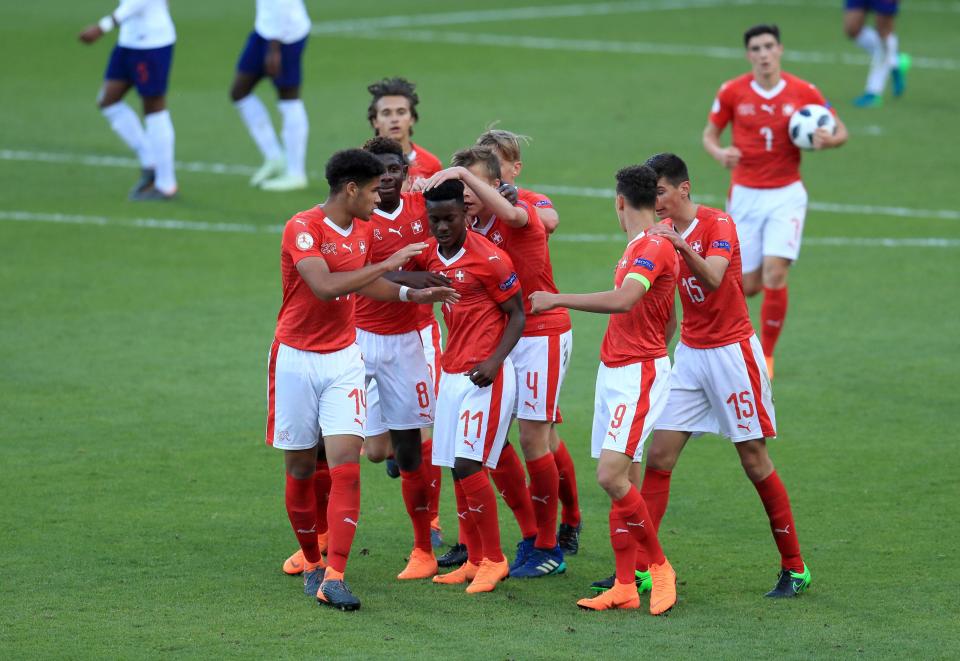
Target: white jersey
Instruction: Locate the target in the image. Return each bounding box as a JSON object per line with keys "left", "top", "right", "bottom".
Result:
{"left": 114, "top": 0, "right": 176, "bottom": 49}
{"left": 255, "top": 0, "right": 312, "bottom": 44}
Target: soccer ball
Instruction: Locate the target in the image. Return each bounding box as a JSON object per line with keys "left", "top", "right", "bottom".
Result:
{"left": 788, "top": 104, "right": 836, "bottom": 150}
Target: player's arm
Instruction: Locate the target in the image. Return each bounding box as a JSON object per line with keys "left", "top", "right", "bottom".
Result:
{"left": 383, "top": 270, "right": 452, "bottom": 289}
{"left": 80, "top": 0, "right": 150, "bottom": 43}
{"left": 529, "top": 277, "right": 647, "bottom": 315}
{"left": 296, "top": 242, "right": 427, "bottom": 300}
{"left": 423, "top": 167, "right": 529, "bottom": 228}
{"left": 357, "top": 277, "right": 459, "bottom": 304}
{"left": 648, "top": 225, "right": 729, "bottom": 291}
{"left": 665, "top": 299, "right": 677, "bottom": 344}
{"left": 468, "top": 292, "right": 525, "bottom": 387}
{"left": 702, "top": 122, "right": 741, "bottom": 170}
{"left": 538, "top": 208, "right": 560, "bottom": 234}
{"left": 813, "top": 115, "right": 849, "bottom": 150}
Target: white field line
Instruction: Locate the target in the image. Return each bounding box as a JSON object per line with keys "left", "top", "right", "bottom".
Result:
{"left": 2, "top": 211, "right": 958, "bottom": 248}
{"left": 321, "top": 28, "right": 960, "bottom": 71}
{"left": 3, "top": 148, "right": 958, "bottom": 221}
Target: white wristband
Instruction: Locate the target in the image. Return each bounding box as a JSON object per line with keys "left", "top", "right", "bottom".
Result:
{"left": 98, "top": 15, "right": 115, "bottom": 32}
{"left": 398, "top": 286, "right": 411, "bottom": 302}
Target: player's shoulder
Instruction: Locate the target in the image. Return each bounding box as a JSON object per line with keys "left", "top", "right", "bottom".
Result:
{"left": 518, "top": 188, "right": 553, "bottom": 209}
{"left": 411, "top": 143, "right": 443, "bottom": 170}
{"left": 283, "top": 206, "right": 324, "bottom": 236}
{"left": 401, "top": 190, "right": 427, "bottom": 215}
{"left": 697, "top": 205, "right": 731, "bottom": 223}
{"left": 468, "top": 231, "right": 513, "bottom": 263}
{"left": 719, "top": 73, "right": 753, "bottom": 94}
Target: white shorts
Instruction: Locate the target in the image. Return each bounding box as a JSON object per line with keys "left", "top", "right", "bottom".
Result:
{"left": 266, "top": 340, "right": 366, "bottom": 450}
{"left": 728, "top": 181, "right": 808, "bottom": 273}
{"left": 509, "top": 330, "right": 572, "bottom": 421}
{"left": 433, "top": 358, "right": 517, "bottom": 469}
{"left": 419, "top": 318, "right": 443, "bottom": 396}
{"left": 655, "top": 336, "right": 777, "bottom": 442}
{"left": 591, "top": 356, "right": 672, "bottom": 462}
{"left": 357, "top": 328, "right": 434, "bottom": 437}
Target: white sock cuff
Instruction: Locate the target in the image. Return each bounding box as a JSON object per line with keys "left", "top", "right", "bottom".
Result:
{"left": 145, "top": 109, "right": 172, "bottom": 127}
{"left": 277, "top": 98, "right": 306, "bottom": 116}
{"left": 855, "top": 26, "right": 881, "bottom": 52}
{"left": 100, "top": 100, "right": 134, "bottom": 119}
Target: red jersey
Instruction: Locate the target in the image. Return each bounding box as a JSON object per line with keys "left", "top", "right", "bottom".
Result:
{"left": 600, "top": 233, "right": 679, "bottom": 367}
{"left": 410, "top": 232, "right": 521, "bottom": 374}
{"left": 518, "top": 188, "right": 554, "bottom": 212}
{"left": 275, "top": 206, "right": 371, "bottom": 353}
{"left": 355, "top": 192, "right": 430, "bottom": 335}
{"left": 709, "top": 72, "right": 830, "bottom": 188}
{"left": 666, "top": 206, "right": 754, "bottom": 349}
{"left": 471, "top": 201, "right": 571, "bottom": 337}
{"left": 407, "top": 142, "right": 443, "bottom": 183}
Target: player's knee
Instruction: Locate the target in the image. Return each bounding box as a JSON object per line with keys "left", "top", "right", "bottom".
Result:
{"left": 285, "top": 458, "right": 315, "bottom": 480}
{"left": 743, "top": 280, "right": 762, "bottom": 297}
{"left": 645, "top": 443, "right": 678, "bottom": 471}
{"left": 363, "top": 443, "right": 389, "bottom": 463}
{"left": 595, "top": 464, "right": 628, "bottom": 497}
{"left": 230, "top": 85, "right": 248, "bottom": 103}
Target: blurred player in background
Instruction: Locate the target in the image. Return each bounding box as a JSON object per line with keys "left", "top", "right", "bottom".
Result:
{"left": 474, "top": 129, "right": 583, "bottom": 553}
{"left": 844, "top": 0, "right": 909, "bottom": 107}
{"left": 702, "top": 24, "right": 848, "bottom": 378}
{"left": 266, "top": 149, "right": 456, "bottom": 610}
{"left": 529, "top": 164, "right": 677, "bottom": 615}
{"left": 643, "top": 152, "right": 810, "bottom": 599}
{"left": 427, "top": 149, "right": 572, "bottom": 579}
{"left": 367, "top": 77, "right": 443, "bottom": 187}
{"left": 231, "top": 0, "right": 311, "bottom": 191}
{"left": 412, "top": 179, "right": 525, "bottom": 594}
{"left": 79, "top": 0, "right": 178, "bottom": 200}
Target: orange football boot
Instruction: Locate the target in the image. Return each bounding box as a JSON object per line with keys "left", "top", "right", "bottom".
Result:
{"left": 432, "top": 561, "right": 480, "bottom": 585}
{"left": 465, "top": 558, "right": 510, "bottom": 594}
{"left": 398, "top": 548, "right": 439, "bottom": 580}
{"left": 282, "top": 532, "right": 328, "bottom": 575}
{"left": 648, "top": 559, "right": 677, "bottom": 615}
{"left": 577, "top": 580, "right": 641, "bottom": 610}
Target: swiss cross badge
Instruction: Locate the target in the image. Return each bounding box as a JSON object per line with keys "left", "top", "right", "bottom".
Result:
{"left": 491, "top": 231, "right": 504, "bottom": 245}
{"left": 455, "top": 270, "right": 465, "bottom": 282}
{"left": 691, "top": 240, "right": 703, "bottom": 254}
{"left": 411, "top": 220, "right": 423, "bottom": 234}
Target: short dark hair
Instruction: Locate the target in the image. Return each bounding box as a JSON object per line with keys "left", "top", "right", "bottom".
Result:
{"left": 644, "top": 152, "right": 689, "bottom": 187}
{"left": 424, "top": 179, "right": 465, "bottom": 206}
{"left": 451, "top": 147, "right": 501, "bottom": 181}
{"left": 325, "top": 149, "right": 386, "bottom": 194}
{"left": 362, "top": 136, "right": 407, "bottom": 165}
{"left": 615, "top": 165, "right": 658, "bottom": 210}
{"left": 743, "top": 24, "right": 780, "bottom": 48}
{"left": 367, "top": 77, "right": 420, "bottom": 133}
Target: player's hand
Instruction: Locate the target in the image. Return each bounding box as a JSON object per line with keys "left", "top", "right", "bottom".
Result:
{"left": 498, "top": 183, "right": 519, "bottom": 205}
{"left": 719, "top": 146, "right": 741, "bottom": 169}
{"left": 408, "top": 176, "right": 429, "bottom": 192}
{"left": 384, "top": 242, "right": 428, "bottom": 271}
{"left": 264, "top": 42, "right": 282, "bottom": 78}
{"left": 466, "top": 358, "right": 501, "bottom": 388}
{"left": 421, "top": 167, "right": 466, "bottom": 191}
{"left": 398, "top": 271, "right": 452, "bottom": 288}
{"left": 812, "top": 127, "right": 834, "bottom": 150}
{"left": 409, "top": 286, "right": 460, "bottom": 305}
{"left": 79, "top": 25, "right": 104, "bottom": 44}
{"left": 528, "top": 291, "right": 557, "bottom": 314}
{"left": 648, "top": 224, "right": 685, "bottom": 249}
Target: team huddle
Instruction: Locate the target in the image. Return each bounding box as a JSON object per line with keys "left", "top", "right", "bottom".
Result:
{"left": 260, "top": 21, "right": 849, "bottom": 613}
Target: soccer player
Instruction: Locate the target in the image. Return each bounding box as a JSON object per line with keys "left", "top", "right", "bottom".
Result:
{"left": 410, "top": 179, "right": 525, "bottom": 594}
{"left": 79, "top": 0, "right": 178, "bottom": 200}
{"left": 844, "top": 0, "right": 909, "bottom": 107}
{"left": 702, "top": 24, "right": 848, "bottom": 378}
{"left": 230, "top": 0, "right": 312, "bottom": 191}
{"left": 642, "top": 152, "right": 810, "bottom": 599}
{"left": 475, "top": 129, "right": 583, "bottom": 552}
{"left": 424, "top": 149, "right": 572, "bottom": 579}
{"left": 528, "top": 164, "right": 678, "bottom": 615}
{"left": 367, "top": 77, "right": 443, "bottom": 186}
{"left": 266, "top": 149, "right": 456, "bottom": 610}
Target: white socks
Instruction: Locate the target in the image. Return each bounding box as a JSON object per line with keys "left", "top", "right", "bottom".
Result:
{"left": 101, "top": 101, "right": 154, "bottom": 169}
{"left": 855, "top": 26, "right": 896, "bottom": 95}
{"left": 234, "top": 94, "right": 283, "bottom": 163}
{"left": 885, "top": 33, "right": 899, "bottom": 68}
{"left": 145, "top": 110, "right": 177, "bottom": 194}
{"left": 278, "top": 99, "right": 308, "bottom": 179}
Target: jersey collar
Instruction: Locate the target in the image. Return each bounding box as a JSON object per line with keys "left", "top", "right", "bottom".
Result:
{"left": 471, "top": 215, "right": 496, "bottom": 235}
{"left": 436, "top": 244, "right": 466, "bottom": 267}
{"left": 626, "top": 230, "right": 647, "bottom": 247}
{"left": 373, "top": 197, "right": 405, "bottom": 221}
{"left": 323, "top": 217, "right": 353, "bottom": 237}
{"left": 750, "top": 77, "right": 786, "bottom": 100}
{"left": 678, "top": 218, "right": 699, "bottom": 240}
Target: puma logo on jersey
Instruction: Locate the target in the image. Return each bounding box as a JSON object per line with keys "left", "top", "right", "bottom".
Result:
{"left": 342, "top": 517, "right": 358, "bottom": 527}
{"left": 531, "top": 494, "right": 550, "bottom": 504}
{"left": 388, "top": 227, "right": 403, "bottom": 236}
{"left": 761, "top": 103, "right": 776, "bottom": 115}
{"left": 342, "top": 243, "right": 354, "bottom": 253}
{"left": 463, "top": 438, "right": 478, "bottom": 450}
{"left": 488, "top": 255, "right": 500, "bottom": 261}
{"left": 295, "top": 220, "right": 308, "bottom": 226}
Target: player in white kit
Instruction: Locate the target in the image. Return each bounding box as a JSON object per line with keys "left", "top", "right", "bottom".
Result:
{"left": 231, "top": 0, "right": 312, "bottom": 191}
{"left": 79, "top": 0, "right": 178, "bottom": 200}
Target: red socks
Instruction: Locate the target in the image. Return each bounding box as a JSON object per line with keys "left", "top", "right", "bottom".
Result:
{"left": 760, "top": 286, "right": 788, "bottom": 358}
{"left": 453, "top": 478, "right": 484, "bottom": 565}
{"left": 489, "top": 443, "right": 538, "bottom": 540}
{"left": 613, "top": 486, "right": 665, "bottom": 566}
{"left": 421, "top": 438, "right": 442, "bottom": 522}
{"left": 459, "top": 471, "right": 504, "bottom": 563}
{"left": 754, "top": 470, "right": 804, "bottom": 572}
{"left": 553, "top": 440, "right": 582, "bottom": 527}
{"left": 526, "top": 453, "right": 559, "bottom": 549}
{"left": 400, "top": 467, "right": 434, "bottom": 552}
{"left": 325, "top": 463, "right": 361, "bottom": 573}
{"left": 636, "top": 467, "right": 672, "bottom": 571}
{"left": 285, "top": 473, "right": 322, "bottom": 564}
{"left": 609, "top": 506, "right": 638, "bottom": 584}
{"left": 314, "top": 460, "right": 331, "bottom": 535}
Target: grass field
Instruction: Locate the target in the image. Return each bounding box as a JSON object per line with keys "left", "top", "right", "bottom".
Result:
{"left": 2, "top": 0, "right": 960, "bottom": 658}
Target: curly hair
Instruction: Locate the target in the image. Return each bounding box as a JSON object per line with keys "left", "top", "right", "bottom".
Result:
{"left": 325, "top": 149, "right": 386, "bottom": 194}
{"left": 367, "top": 77, "right": 420, "bottom": 134}
{"left": 615, "top": 164, "right": 658, "bottom": 209}
{"left": 361, "top": 136, "right": 407, "bottom": 165}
